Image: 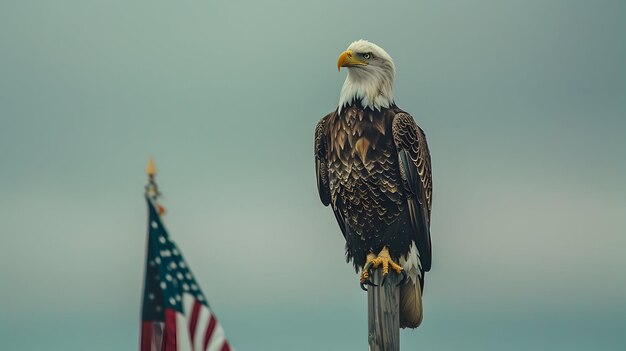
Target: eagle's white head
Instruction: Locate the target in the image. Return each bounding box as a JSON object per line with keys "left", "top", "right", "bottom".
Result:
{"left": 337, "top": 39, "right": 396, "bottom": 114}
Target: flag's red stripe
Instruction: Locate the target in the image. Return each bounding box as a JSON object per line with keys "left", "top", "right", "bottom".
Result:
{"left": 188, "top": 301, "right": 202, "bottom": 347}
{"left": 164, "top": 309, "right": 178, "bottom": 351}
{"left": 140, "top": 321, "right": 164, "bottom": 351}
{"left": 140, "top": 321, "right": 153, "bottom": 351}
{"left": 220, "top": 341, "right": 231, "bottom": 351}
{"left": 202, "top": 314, "right": 217, "bottom": 351}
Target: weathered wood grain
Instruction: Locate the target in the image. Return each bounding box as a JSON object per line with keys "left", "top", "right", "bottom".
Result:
{"left": 367, "top": 270, "right": 400, "bottom": 351}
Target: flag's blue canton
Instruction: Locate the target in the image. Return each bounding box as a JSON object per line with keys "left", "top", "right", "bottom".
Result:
{"left": 142, "top": 197, "right": 208, "bottom": 322}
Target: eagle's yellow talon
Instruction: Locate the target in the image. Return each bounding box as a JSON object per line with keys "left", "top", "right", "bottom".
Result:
{"left": 360, "top": 246, "right": 403, "bottom": 286}
{"left": 390, "top": 261, "right": 404, "bottom": 274}
{"left": 359, "top": 270, "right": 369, "bottom": 283}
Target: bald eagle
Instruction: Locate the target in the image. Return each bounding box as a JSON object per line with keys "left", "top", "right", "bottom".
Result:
{"left": 315, "top": 40, "right": 432, "bottom": 328}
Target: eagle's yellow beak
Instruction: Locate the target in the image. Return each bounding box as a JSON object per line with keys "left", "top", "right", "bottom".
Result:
{"left": 337, "top": 50, "right": 367, "bottom": 71}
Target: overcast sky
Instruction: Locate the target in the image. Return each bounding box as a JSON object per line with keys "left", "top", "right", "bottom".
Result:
{"left": 1, "top": 0, "right": 625, "bottom": 350}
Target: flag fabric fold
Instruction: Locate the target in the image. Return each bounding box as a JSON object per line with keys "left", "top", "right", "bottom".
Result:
{"left": 141, "top": 197, "right": 233, "bottom": 351}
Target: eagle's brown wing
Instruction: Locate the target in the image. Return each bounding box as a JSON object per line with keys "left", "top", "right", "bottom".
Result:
{"left": 315, "top": 115, "right": 331, "bottom": 206}
{"left": 315, "top": 113, "right": 347, "bottom": 239}
{"left": 392, "top": 113, "right": 433, "bottom": 271}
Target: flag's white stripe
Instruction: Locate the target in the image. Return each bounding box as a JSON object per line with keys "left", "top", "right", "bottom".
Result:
{"left": 194, "top": 305, "right": 210, "bottom": 350}
{"left": 183, "top": 293, "right": 202, "bottom": 350}
{"left": 183, "top": 293, "right": 194, "bottom": 316}
{"left": 206, "top": 321, "right": 226, "bottom": 351}
{"left": 150, "top": 322, "right": 164, "bottom": 351}
{"left": 176, "top": 311, "right": 193, "bottom": 351}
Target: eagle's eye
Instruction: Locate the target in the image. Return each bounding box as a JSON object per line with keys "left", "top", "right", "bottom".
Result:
{"left": 363, "top": 53, "right": 372, "bottom": 59}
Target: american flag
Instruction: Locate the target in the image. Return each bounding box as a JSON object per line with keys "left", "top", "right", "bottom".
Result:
{"left": 141, "top": 196, "right": 234, "bottom": 351}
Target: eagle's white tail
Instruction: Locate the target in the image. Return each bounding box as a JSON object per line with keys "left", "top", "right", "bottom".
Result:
{"left": 399, "top": 242, "right": 423, "bottom": 328}
{"left": 399, "top": 271, "right": 423, "bottom": 328}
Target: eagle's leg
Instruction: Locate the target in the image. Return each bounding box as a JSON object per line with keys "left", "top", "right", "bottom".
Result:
{"left": 359, "top": 253, "right": 378, "bottom": 291}
{"left": 365, "top": 246, "right": 407, "bottom": 288}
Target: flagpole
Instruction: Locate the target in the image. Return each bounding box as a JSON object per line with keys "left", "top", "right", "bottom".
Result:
{"left": 146, "top": 157, "right": 158, "bottom": 197}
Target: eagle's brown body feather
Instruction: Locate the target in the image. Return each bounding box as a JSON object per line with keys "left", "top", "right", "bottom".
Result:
{"left": 315, "top": 103, "right": 432, "bottom": 280}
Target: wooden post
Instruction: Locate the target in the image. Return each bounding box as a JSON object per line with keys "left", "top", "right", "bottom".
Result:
{"left": 368, "top": 270, "right": 400, "bottom": 351}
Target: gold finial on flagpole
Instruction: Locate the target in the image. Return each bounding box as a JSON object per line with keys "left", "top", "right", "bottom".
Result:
{"left": 145, "top": 156, "right": 166, "bottom": 215}
{"left": 146, "top": 156, "right": 157, "bottom": 177}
